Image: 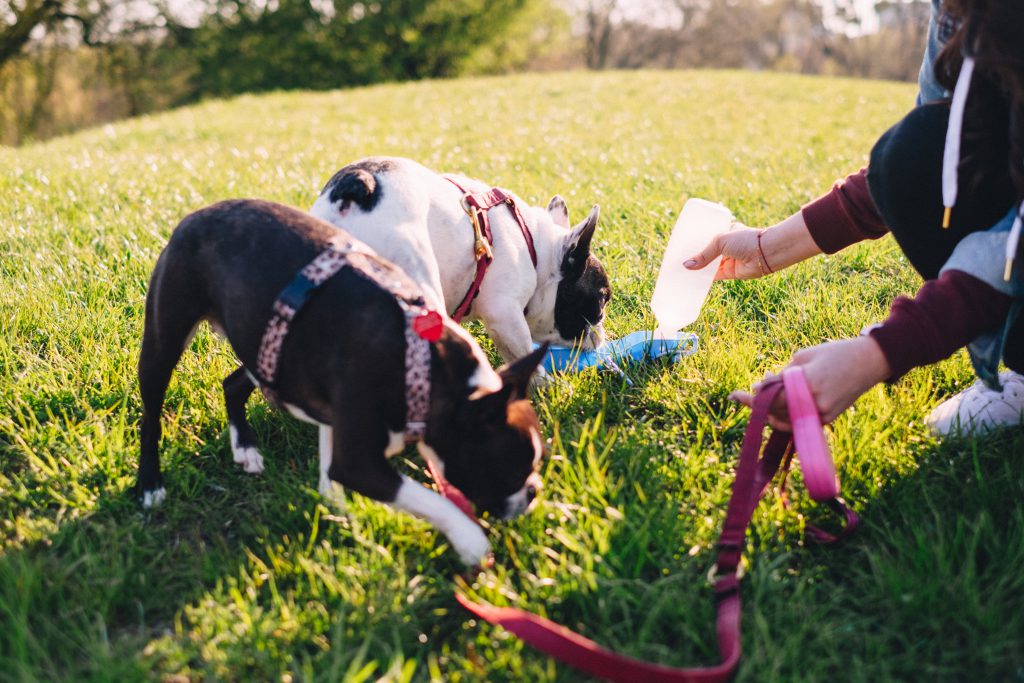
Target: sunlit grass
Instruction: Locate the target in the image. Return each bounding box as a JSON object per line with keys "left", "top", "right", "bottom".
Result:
{"left": 1, "top": 70, "right": 1022, "bottom": 682}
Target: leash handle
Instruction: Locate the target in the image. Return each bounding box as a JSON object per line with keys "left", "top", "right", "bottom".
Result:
{"left": 781, "top": 367, "right": 839, "bottom": 501}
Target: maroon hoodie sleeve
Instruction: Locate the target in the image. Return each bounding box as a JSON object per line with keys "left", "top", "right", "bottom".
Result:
{"left": 867, "top": 270, "right": 1014, "bottom": 382}
{"left": 801, "top": 168, "right": 889, "bottom": 254}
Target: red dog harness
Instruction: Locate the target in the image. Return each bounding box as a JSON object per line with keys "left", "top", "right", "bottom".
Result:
{"left": 429, "top": 367, "right": 859, "bottom": 681}
{"left": 255, "top": 241, "right": 443, "bottom": 441}
{"left": 443, "top": 176, "right": 538, "bottom": 322}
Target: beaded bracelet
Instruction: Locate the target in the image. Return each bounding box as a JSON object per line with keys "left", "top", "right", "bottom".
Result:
{"left": 756, "top": 229, "right": 774, "bottom": 275}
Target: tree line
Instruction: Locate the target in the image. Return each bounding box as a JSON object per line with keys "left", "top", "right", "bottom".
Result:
{"left": 0, "top": 0, "right": 930, "bottom": 145}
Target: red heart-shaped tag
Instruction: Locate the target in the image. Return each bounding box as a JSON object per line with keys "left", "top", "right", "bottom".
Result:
{"left": 412, "top": 310, "right": 444, "bottom": 342}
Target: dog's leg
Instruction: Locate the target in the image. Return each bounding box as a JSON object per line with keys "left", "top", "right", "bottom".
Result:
{"left": 475, "top": 303, "right": 537, "bottom": 364}
{"left": 391, "top": 475, "right": 490, "bottom": 565}
{"left": 326, "top": 413, "right": 490, "bottom": 566}
{"left": 474, "top": 303, "right": 551, "bottom": 384}
{"left": 317, "top": 425, "right": 345, "bottom": 506}
{"left": 222, "top": 368, "right": 264, "bottom": 474}
{"left": 136, "top": 267, "right": 209, "bottom": 508}
{"left": 138, "top": 333, "right": 174, "bottom": 508}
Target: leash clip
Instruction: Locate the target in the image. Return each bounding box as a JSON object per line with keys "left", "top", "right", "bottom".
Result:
{"left": 461, "top": 198, "right": 494, "bottom": 262}
{"left": 474, "top": 235, "right": 494, "bottom": 262}
{"left": 707, "top": 559, "right": 745, "bottom": 585}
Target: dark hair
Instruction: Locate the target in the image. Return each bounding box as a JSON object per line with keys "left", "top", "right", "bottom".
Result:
{"left": 935, "top": 0, "right": 1024, "bottom": 206}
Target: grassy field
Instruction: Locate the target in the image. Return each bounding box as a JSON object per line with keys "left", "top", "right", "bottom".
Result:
{"left": 2, "top": 70, "right": 1023, "bottom": 682}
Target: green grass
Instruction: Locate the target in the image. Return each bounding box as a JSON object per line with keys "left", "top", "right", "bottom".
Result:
{"left": 2, "top": 70, "right": 1023, "bottom": 682}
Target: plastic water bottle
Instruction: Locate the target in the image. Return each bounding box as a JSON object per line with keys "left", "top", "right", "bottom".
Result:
{"left": 650, "top": 198, "right": 733, "bottom": 337}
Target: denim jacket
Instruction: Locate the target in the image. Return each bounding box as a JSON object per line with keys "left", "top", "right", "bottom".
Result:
{"left": 941, "top": 211, "right": 1024, "bottom": 389}
{"left": 917, "top": 0, "right": 950, "bottom": 104}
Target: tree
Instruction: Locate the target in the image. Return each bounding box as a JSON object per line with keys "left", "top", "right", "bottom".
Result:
{"left": 0, "top": 0, "right": 192, "bottom": 143}
{"left": 0, "top": 0, "right": 138, "bottom": 67}
{"left": 580, "top": 0, "right": 617, "bottom": 69}
{"left": 182, "top": 0, "right": 552, "bottom": 97}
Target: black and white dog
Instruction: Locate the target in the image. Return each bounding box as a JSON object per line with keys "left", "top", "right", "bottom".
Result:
{"left": 310, "top": 157, "right": 612, "bottom": 365}
{"left": 137, "top": 199, "right": 546, "bottom": 565}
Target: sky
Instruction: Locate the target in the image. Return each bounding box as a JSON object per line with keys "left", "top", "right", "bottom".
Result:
{"left": 608, "top": 0, "right": 885, "bottom": 34}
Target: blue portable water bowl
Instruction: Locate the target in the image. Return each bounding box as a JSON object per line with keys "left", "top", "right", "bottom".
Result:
{"left": 536, "top": 331, "right": 699, "bottom": 376}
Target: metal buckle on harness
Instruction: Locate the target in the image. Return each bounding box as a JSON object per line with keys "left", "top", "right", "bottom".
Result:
{"left": 461, "top": 197, "right": 494, "bottom": 262}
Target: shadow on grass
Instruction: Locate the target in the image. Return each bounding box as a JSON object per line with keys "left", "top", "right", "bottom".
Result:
{"left": 0, "top": 399, "right": 330, "bottom": 681}
{"left": 789, "top": 427, "right": 1024, "bottom": 682}
{"left": 0, "top": 387, "right": 510, "bottom": 681}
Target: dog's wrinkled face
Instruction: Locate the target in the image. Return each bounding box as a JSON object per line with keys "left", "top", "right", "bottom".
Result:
{"left": 438, "top": 347, "right": 547, "bottom": 519}
{"left": 529, "top": 197, "right": 611, "bottom": 350}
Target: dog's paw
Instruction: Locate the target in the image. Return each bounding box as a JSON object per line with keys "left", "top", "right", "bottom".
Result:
{"left": 451, "top": 525, "right": 492, "bottom": 566}
{"left": 230, "top": 425, "right": 265, "bottom": 474}
{"left": 231, "top": 442, "right": 265, "bottom": 474}
{"left": 318, "top": 476, "right": 347, "bottom": 508}
{"left": 141, "top": 487, "right": 167, "bottom": 509}
{"left": 318, "top": 474, "right": 334, "bottom": 498}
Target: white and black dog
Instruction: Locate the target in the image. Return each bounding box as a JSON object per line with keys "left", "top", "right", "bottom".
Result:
{"left": 310, "top": 157, "right": 611, "bottom": 365}
{"left": 136, "top": 199, "right": 547, "bottom": 565}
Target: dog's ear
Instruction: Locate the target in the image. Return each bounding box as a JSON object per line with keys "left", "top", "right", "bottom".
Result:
{"left": 464, "top": 345, "right": 547, "bottom": 425}
{"left": 561, "top": 204, "right": 600, "bottom": 274}
{"left": 547, "top": 195, "right": 570, "bottom": 229}
{"left": 498, "top": 343, "right": 548, "bottom": 401}
{"left": 434, "top": 331, "right": 482, "bottom": 393}
{"left": 465, "top": 385, "right": 511, "bottom": 425}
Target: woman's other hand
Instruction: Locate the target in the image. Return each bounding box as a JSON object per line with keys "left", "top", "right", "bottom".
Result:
{"left": 730, "top": 336, "right": 892, "bottom": 429}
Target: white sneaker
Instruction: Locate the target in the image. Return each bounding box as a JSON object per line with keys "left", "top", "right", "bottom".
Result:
{"left": 926, "top": 371, "right": 1024, "bottom": 436}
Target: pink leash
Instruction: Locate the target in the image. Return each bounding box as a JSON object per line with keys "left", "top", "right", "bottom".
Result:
{"left": 429, "top": 367, "right": 859, "bottom": 681}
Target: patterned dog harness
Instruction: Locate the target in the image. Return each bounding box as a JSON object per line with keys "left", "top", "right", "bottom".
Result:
{"left": 442, "top": 176, "right": 538, "bottom": 322}
{"left": 254, "top": 241, "right": 443, "bottom": 441}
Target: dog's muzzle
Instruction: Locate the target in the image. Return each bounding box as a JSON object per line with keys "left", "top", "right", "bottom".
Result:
{"left": 583, "top": 323, "right": 606, "bottom": 350}
{"left": 502, "top": 472, "right": 542, "bottom": 520}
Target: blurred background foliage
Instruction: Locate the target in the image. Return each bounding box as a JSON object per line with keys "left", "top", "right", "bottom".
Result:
{"left": 184, "top": 0, "right": 566, "bottom": 95}
{"left": 0, "top": 0, "right": 929, "bottom": 145}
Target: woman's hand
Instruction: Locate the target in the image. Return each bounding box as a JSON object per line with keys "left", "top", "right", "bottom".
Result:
{"left": 683, "top": 223, "right": 768, "bottom": 280}
{"left": 730, "top": 336, "right": 892, "bottom": 429}
{"left": 684, "top": 211, "right": 823, "bottom": 281}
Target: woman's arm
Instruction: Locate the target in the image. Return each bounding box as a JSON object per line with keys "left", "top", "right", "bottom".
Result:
{"left": 801, "top": 168, "right": 888, "bottom": 253}
{"left": 868, "top": 269, "right": 1013, "bottom": 381}
{"left": 685, "top": 168, "right": 888, "bottom": 279}
{"left": 682, "top": 211, "right": 822, "bottom": 280}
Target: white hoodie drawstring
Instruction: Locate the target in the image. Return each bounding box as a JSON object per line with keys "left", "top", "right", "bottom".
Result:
{"left": 942, "top": 56, "right": 976, "bottom": 229}
{"left": 939, "top": 50, "right": 1021, "bottom": 282}
{"left": 1006, "top": 202, "right": 1023, "bottom": 281}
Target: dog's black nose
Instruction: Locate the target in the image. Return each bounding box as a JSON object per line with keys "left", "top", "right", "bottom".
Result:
{"left": 525, "top": 484, "right": 537, "bottom": 503}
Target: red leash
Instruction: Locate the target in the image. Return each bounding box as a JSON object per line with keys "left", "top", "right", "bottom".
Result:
{"left": 442, "top": 176, "right": 538, "bottom": 322}
{"left": 429, "top": 368, "right": 859, "bottom": 681}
